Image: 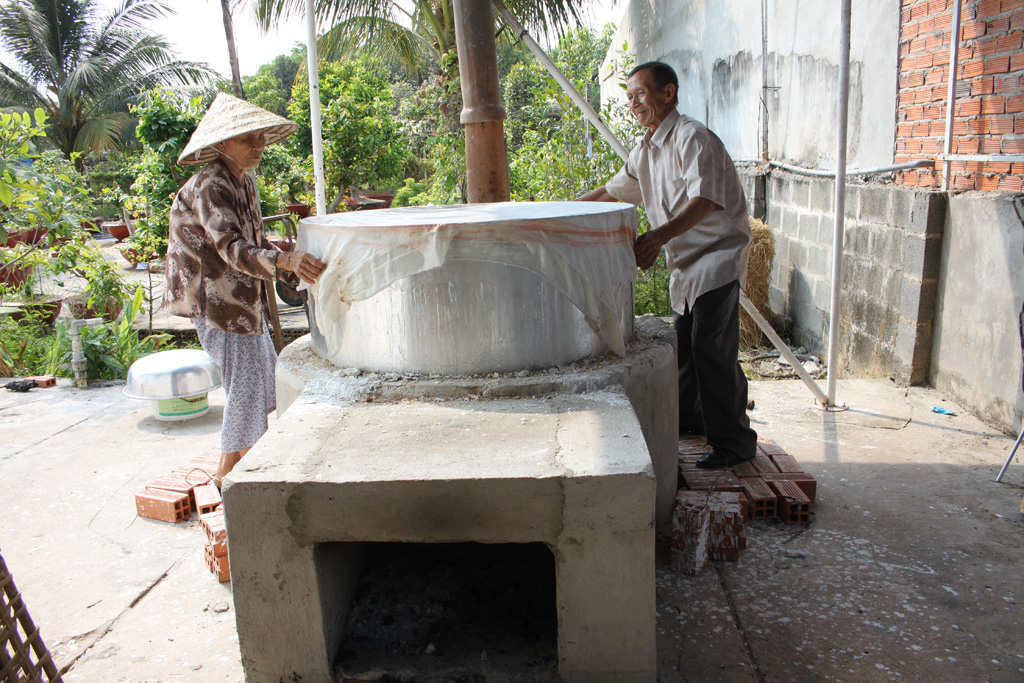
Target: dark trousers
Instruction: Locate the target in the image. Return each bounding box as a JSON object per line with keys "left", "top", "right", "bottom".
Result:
{"left": 674, "top": 280, "right": 757, "bottom": 459}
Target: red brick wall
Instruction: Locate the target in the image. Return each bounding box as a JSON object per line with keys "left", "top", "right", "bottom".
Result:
{"left": 896, "top": 0, "right": 1024, "bottom": 191}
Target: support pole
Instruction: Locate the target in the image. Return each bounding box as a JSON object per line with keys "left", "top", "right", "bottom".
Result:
{"left": 825, "top": 0, "right": 852, "bottom": 407}
{"left": 304, "top": 0, "right": 327, "bottom": 215}
{"left": 942, "top": 0, "right": 963, "bottom": 191}
{"left": 491, "top": 0, "right": 629, "bottom": 161}
{"left": 453, "top": 0, "right": 510, "bottom": 203}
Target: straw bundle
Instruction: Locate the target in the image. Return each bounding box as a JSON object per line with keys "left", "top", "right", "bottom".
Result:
{"left": 740, "top": 217, "right": 775, "bottom": 349}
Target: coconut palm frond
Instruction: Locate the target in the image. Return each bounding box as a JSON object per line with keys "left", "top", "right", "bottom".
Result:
{"left": 74, "top": 110, "right": 130, "bottom": 154}
{"left": 318, "top": 16, "right": 427, "bottom": 75}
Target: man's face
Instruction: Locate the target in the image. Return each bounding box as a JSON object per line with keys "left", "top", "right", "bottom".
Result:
{"left": 625, "top": 69, "right": 676, "bottom": 132}
{"left": 216, "top": 130, "right": 268, "bottom": 171}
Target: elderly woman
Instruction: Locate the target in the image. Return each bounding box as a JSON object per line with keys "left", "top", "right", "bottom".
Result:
{"left": 163, "top": 93, "right": 325, "bottom": 486}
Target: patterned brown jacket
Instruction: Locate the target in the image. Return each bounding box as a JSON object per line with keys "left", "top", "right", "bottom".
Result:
{"left": 162, "top": 159, "right": 281, "bottom": 334}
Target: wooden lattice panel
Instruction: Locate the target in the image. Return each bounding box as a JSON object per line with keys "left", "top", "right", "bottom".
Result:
{"left": 0, "top": 551, "right": 62, "bottom": 682}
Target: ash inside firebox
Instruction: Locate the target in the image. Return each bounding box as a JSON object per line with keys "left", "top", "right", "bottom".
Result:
{"left": 334, "top": 542, "right": 560, "bottom": 682}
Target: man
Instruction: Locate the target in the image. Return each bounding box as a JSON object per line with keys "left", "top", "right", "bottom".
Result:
{"left": 578, "top": 61, "right": 757, "bottom": 468}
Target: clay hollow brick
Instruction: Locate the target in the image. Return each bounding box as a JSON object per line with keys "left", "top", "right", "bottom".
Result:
{"left": 769, "top": 480, "right": 812, "bottom": 526}
{"left": 135, "top": 489, "right": 191, "bottom": 523}
{"left": 760, "top": 472, "right": 818, "bottom": 502}
{"left": 682, "top": 470, "right": 744, "bottom": 492}
{"left": 770, "top": 453, "right": 804, "bottom": 473}
{"left": 25, "top": 375, "right": 56, "bottom": 388}
{"left": 192, "top": 484, "right": 222, "bottom": 516}
{"left": 678, "top": 436, "right": 709, "bottom": 456}
{"left": 732, "top": 459, "right": 760, "bottom": 478}
{"left": 754, "top": 453, "right": 780, "bottom": 475}
{"left": 672, "top": 501, "right": 710, "bottom": 575}
{"left": 204, "top": 542, "right": 230, "bottom": 582}
{"left": 740, "top": 477, "right": 777, "bottom": 520}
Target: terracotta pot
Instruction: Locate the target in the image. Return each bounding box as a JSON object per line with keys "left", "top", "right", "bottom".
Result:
{"left": 286, "top": 203, "right": 311, "bottom": 219}
{"left": 0, "top": 262, "right": 31, "bottom": 290}
{"left": 103, "top": 222, "right": 130, "bottom": 242}
{"left": 119, "top": 245, "right": 159, "bottom": 266}
{"left": 81, "top": 218, "right": 100, "bottom": 233}
{"left": 67, "top": 295, "right": 122, "bottom": 322}
{"left": 8, "top": 297, "right": 63, "bottom": 326}
{"left": 364, "top": 193, "right": 394, "bottom": 208}
{"left": 3, "top": 228, "right": 48, "bottom": 248}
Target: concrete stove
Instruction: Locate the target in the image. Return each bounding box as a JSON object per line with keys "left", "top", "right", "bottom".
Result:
{"left": 222, "top": 203, "right": 677, "bottom": 682}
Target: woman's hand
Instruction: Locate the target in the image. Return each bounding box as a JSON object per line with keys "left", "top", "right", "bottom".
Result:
{"left": 277, "top": 250, "right": 326, "bottom": 284}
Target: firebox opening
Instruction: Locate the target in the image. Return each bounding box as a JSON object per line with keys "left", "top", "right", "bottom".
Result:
{"left": 330, "top": 541, "right": 559, "bottom": 681}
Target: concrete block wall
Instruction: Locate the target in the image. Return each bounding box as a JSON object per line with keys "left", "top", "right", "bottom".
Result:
{"left": 897, "top": 0, "right": 1024, "bottom": 190}
{"left": 756, "top": 169, "right": 946, "bottom": 383}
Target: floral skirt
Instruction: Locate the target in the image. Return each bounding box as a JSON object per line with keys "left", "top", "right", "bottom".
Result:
{"left": 194, "top": 317, "right": 277, "bottom": 453}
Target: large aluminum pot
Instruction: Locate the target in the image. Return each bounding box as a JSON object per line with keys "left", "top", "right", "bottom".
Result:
{"left": 299, "top": 202, "right": 637, "bottom": 375}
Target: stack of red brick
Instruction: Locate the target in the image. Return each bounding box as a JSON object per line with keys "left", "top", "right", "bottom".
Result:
{"left": 672, "top": 436, "right": 817, "bottom": 575}
{"left": 134, "top": 448, "right": 230, "bottom": 582}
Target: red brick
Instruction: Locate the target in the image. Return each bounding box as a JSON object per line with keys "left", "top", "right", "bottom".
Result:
{"left": 994, "top": 74, "right": 1020, "bottom": 93}
{"left": 898, "top": 122, "right": 915, "bottom": 137}
{"left": 980, "top": 137, "right": 1003, "bottom": 152}
{"left": 901, "top": 171, "right": 922, "bottom": 186}
{"left": 972, "top": 76, "right": 996, "bottom": 94}
{"left": 193, "top": 484, "right": 222, "bottom": 516}
{"left": 976, "top": 174, "right": 1001, "bottom": 190}
{"left": 904, "top": 104, "right": 925, "bottom": 120}
{"left": 990, "top": 115, "right": 1016, "bottom": 133}
{"left": 931, "top": 120, "right": 950, "bottom": 135}
{"left": 901, "top": 89, "right": 918, "bottom": 106}
{"left": 682, "top": 470, "right": 745, "bottom": 492}
{"left": 921, "top": 138, "right": 941, "bottom": 153}
{"left": 1007, "top": 0, "right": 1024, "bottom": 11}
{"left": 671, "top": 500, "right": 710, "bottom": 575}
{"left": 998, "top": 175, "right": 1023, "bottom": 191}
{"left": 962, "top": 20, "right": 987, "bottom": 40}
{"left": 910, "top": 35, "right": 928, "bottom": 52}
{"left": 678, "top": 435, "right": 709, "bottom": 456}
{"left": 25, "top": 375, "right": 55, "bottom": 388}
{"left": 984, "top": 54, "right": 1011, "bottom": 74}
{"left": 935, "top": 11, "right": 952, "bottom": 28}
{"left": 903, "top": 21, "right": 921, "bottom": 39}
{"left": 677, "top": 490, "right": 748, "bottom": 522}
{"left": 925, "top": 32, "right": 946, "bottom": 50}
{"left": 919, "top": 173, "right": 939, "bottom": 187}
{"left": 136, "top": 489, "right": 191, "bottom": 523}
{"left": 961, "top": 58, "right": 985, "bottom": 78}
{"left": 1014, "top": 9, "right": 1024, "bottom": 29}
{"left": 760, "top": 473, "right": 818, "bottom": 502}
{"left": 933, "top": 49, "right": 949, "bottom": 66}
{"left": 987, "top": 17, "right": 1010, "bottom": 33}
{"left": 923, "top": 103, "right": 944, "bottom": 118}
{"left": 958, "top": 137, "right": 981, "bottom": 153}
{"left": 1013, "top": 162, "right": 1024, "bottom": 172}
{"left": 977, "top": 0, "right": 1002, "bottom": 17}
{"left": 732, "top": 459, "right": 760, "bottom": 478}
{"left": 952, "top": 173, "right": 976, "bottom": 189}
{"left": 902, "top": 7, "right": 912, "bottom": 24}
{"left": 754, "top": 453, "right": 780, "bottom": 475}
{"left": 926, "top": 66, "right": 948, "bottom": 84}
{"left": 770, "top": 453, "right": 804, "bottom": 473}
{"left": 1008, "top": 94, "right": 1024, "bottom": 112}
{"left": 996, "top": 31, "right": 1023, "bottom": 52}
{"left": 146, "top": 475, "right": 195, "bottom": 500}
{"left": 770, "top": 480, "right": 812, "bottom": 525}
{"left": 927, "top": 0, "right": 947, "bottom": 12}
{"left": 958, "top": 97, "right": 984, "bottom": 115}
{"left": 911, "top": 2, "right": 930, "bottom": 21}
{"left": 901, "top": 55, "right": 918, "bottom": 71}
{"left": 204, "top": 543, "right": 230, "bottom": 582}
{"left": 988, "top": 161, "right": 1012, "bottom": 172}
{"left": 1003, "top": 136, "right": 1024, "bottom": 152}
{"left": 740, "top": 477, "right": 777, "bottom": 520}
{"left": 1012, "top": 51, "right": 1024, "bottom": 70}
{"left": 975, "top": 35, "right": 1000, "bottom": 57}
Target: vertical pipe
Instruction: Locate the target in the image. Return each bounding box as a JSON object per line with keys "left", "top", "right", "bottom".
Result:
{"left": 942, "top": 1, "right": 963, "bottom": 191}
{"left": 453, "top": 0, "right": 510, "bottom": 203}
{"left": 761, "top": 0, "right": 769, "bottom": 162}
{"left": 826, "top": 0, "right": 852, "bottom": 407}
{"left": 305, "top": 0, "right": 327, "bottom": 215}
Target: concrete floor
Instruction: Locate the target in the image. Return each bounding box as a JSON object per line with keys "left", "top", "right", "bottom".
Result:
{"left": 2, "top": 373, "right": 1021, "bottom": 682}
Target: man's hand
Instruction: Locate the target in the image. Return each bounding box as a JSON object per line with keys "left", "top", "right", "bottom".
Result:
{"left": 633, "top": 229, "right": 665, "bottom": 270}
{"left": 277, "top": 250, "right": 326, "bottom": 284}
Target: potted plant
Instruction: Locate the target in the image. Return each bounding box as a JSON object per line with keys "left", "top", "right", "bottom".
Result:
{"left": 0, "top": 247, "right": 63, "bottom": 326}
{"left": 65, "top": 246, "right": 130, "bottom": 321}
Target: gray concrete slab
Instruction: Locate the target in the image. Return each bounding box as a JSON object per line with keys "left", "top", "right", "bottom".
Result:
{"left": 1, "top": 376, "right": 1022, "bottom": 681}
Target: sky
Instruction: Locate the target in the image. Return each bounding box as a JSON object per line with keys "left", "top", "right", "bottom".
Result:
{"left": 86, "top": 0, "right": 626, "bottom": 80}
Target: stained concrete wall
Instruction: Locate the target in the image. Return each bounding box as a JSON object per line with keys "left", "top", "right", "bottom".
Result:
{"left": 755, "top": 168, "right": 946, "bottom": 385}
{"left": 601, "top": 0, "right": 899, "bottom": 169}
{"left": 931, "top": 193, "right": 1024, "bottom": 433}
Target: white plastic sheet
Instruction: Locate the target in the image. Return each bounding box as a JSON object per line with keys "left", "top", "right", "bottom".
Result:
{"left": 297, "top": 201, "right": 638, "bottom": 356}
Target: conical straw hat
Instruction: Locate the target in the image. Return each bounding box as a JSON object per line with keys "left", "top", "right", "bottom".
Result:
{"left": 178, "top": 92, "right": 297, "bottom": 165}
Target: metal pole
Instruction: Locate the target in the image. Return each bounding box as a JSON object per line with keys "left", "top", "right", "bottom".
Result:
{"left": 942, "top": 0, "right": 964, "bottom": 191}
{"left": 761, "top": 0, "right": 769, "bottom": 162}
{"left": 825, "top": 0, "right": 852, "bottom": 407}
{"left": 995, "top": 428, "right": 1024, "bottom": 482}
{"left": 304, "top": 0, "right": 327, "bottom": 215}
{"left": 492, "top": 0, "right": 629, "bottom": 162}
{"left": 453, "top": 0, "right": 510, "bottom": 203}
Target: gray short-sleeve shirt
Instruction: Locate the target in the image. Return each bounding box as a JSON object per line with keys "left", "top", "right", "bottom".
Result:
{"left": 605, "top": 109, "right": 750, "bottom": 314}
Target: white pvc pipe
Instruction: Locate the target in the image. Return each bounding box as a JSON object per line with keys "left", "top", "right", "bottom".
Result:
{"left": 490, "top": 0, "right": 630, "bottom": 162}
{"left": 304, "top": 0, "right": 327, "bottom": 215}
{"left": 825, "top": 0, "right": 852, "bottom": 407}
{"left": 942, "top": 0, "right": 963, "bottom": 191}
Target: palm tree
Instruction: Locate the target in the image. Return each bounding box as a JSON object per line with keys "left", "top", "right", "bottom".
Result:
{"left": 248, "top": 0, "right": 585, "bottom": 81}
{"left": 0, "top": 0, "right": 215, "bottom": 157}
{"left": 219, "top": 0, "right": 245, "bottom": 98}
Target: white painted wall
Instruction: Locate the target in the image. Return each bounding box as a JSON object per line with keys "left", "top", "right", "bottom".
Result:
{"left": 601, "top": 0, "right": 900, "bottom": 169}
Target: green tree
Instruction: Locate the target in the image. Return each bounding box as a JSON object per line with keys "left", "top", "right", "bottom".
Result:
{"left": 290, "top": 58, "right": 406, "bottom": 209}
{"left": 0, "top": 0, "right": 214, "bottom": 158}
{"left": 242, "top": 46, "right": 305, "bottom": 118}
